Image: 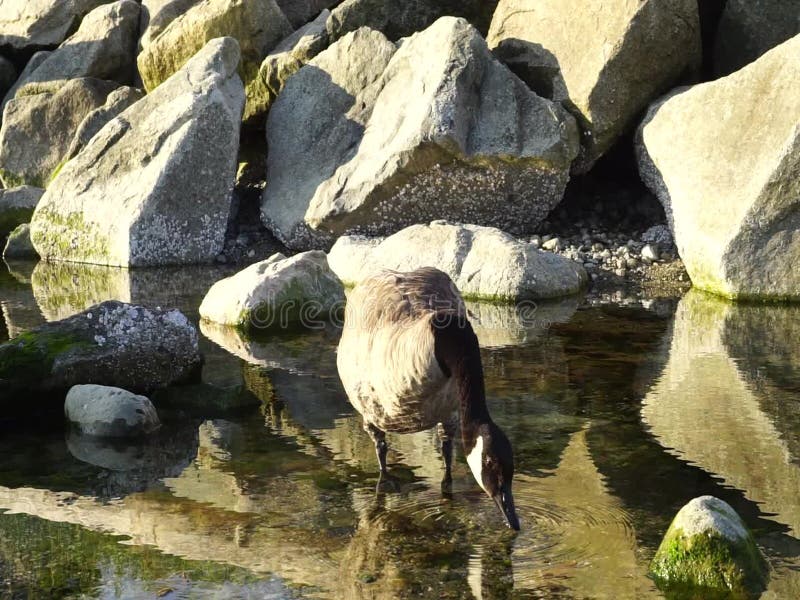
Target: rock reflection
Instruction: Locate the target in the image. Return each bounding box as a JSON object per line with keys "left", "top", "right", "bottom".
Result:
{"left": 466, "top": 296, "right": 578, "bottom": 348}
{"left": 0, "top": 260, "right": 44, "bottom": 337}
{"left": 642, "top": 290, "right": 800, "bottom": 535}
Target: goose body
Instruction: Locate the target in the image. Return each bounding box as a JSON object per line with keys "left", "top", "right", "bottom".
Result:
{"left": 337, "top": 267, "right": 520, "bottom": 530}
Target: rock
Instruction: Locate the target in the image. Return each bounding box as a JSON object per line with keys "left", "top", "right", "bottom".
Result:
{"left": 139, "top": 0, "right": 203, "bottom": 50}
{"left": 650, "top": 496, "right": 768, "bottom": 596}
{"left": 0, "top": 0, "right": 114, "bottom": 55}
{"left": 277, "top": 0, "right": 337, "bottom": 29}
{"left": 487, "top": 0, "right": 701, "bottom": 172}
{"left": 325, "top": 0, "right": 495, "bottom": 42}
{"left": 65, "top": 86, "right": 144, "bottom": 159}
{"left": 0, "top": 300, "right": 202, "bottom": 396}
{"left": 263, "top": 18, "right": 579, "bottom": 250}
{"left": 0, "top": 57, "right": 15, "bottom": 100}
{"left": 641, "top": 244, "right": 660, "bottom": 262}
{"left": 542, "top": 237, "right": 561, "bottom": 252}
{"left": 65, "top": 384, "right": 160, "bottom": 437}
{"left": 0, "top": 51, "right": 50, "bottom": 116}
{"left": 641, "top": 224, "right": 673, "bottom": 246}
{"left": 714, "top": 0, "right": 800, "bottom": 76}
{"left": 13, "top": 1, "right": 140, "bottom": 97}
{"left": 251, "top": 10, "right": 329, "bottom": 127}
{"left": 0, "top": 186, "right": 43, "bottom": 240}
{"left": 136, "top": 0, "right": 292, "bottom": 125}
{"left": 199, "top": 251, "right": 345, "bottom": 330}
{"left": 0, "top": 78, "right": 118, "bottom": 187}
{"left": 30, "top": 38, "right": 244, "bottom": 267}
{"left": 636, "top": 35, "right": 800, "bottom": 300}
{"left": 3, "top": 224, "right": 38, "bottom": 259}
{"left": 328, "top": 221, "right": 588, "bottom": 301}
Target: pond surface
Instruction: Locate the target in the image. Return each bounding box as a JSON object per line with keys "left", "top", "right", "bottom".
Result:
{"left": 1, "top": 259, "right": 800, "bottom": 598}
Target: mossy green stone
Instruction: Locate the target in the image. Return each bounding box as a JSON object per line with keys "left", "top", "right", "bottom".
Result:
{"left": 0, "top": 330, "right": 89, "bottom": 384}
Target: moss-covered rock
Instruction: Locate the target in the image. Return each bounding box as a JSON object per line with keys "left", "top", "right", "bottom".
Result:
{"left": 0, "top": 186, "right": 43, "bottom": 241}
{"left": 2, "top": 223, "right": 38, "bottom": 259}
{"left": 650, "top": 496, "right": 769, "bottom": 597}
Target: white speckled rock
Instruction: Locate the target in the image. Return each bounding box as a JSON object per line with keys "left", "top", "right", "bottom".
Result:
{"left": 13, "top": 0, "right": 140, "bottom": 97}
{"left": 0, "top": 300, "right": 202, "bottom": 396}
{"left": 199, "top": 251, "right": 345, "bottom": 330}
{"left": 651, "top": 496, "right": 768, "bottom": 594}
{"left": 328, "top": 221, "right": 587, "bottom": 301}
{"left": 30, "top": 37, "right": 244, "bottom": 267}
{"left": 65, "top": 384, "right": 160, "bottom": 437}
{"left": 487, "top": 0, "right": 701, "bottom": 172}
{"left": 262, "top": 17, "right": 578, "bottom": 250}
{"left": 636, "top": 34, "right": 800, "bottom": 300}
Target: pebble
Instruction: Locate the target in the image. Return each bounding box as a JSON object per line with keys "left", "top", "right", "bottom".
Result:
{"left": 642, "top": 244, "right": 660, "bottom": 262}
{"left": 542, "top": 237, "right": 562, "bottom": 251}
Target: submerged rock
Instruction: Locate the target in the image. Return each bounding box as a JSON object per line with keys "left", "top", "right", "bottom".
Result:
{"left": 136, "top": 0, "right": 292, "bottom": 124}
{"left": 0, "top": 78, "right": 118, "bottom": 188}
{"left": 487, "top": 0, "right": 701, "bottom": 172}
{"left": 30, "top": 37, "right": 244, "bottom": 267}
{"left": 262, "top": 18, "right": 578, "bottom": 250}
{"left": 651, "top": 496, "right": 768, "bottom": 596}
{"left": 328, "top": 221, "right": 587, "bottom": 301}
{"left": 65, "top": 384, "right": 160, "bottom": 437}
{"left": 636, "top": 34, "right": 800, "bottom": 300}
{"left": 3, "top": 223, "right": 38, "bottom": 259}
{"left": 12, "top": 0, "right": 140, "bottom": 97}
{"left": 199, "top": 251, "right": 345, "bottom": 330}
{"left": 0, "top": 300, "right": 202, "bottom": 396}
{"left": 0, "top": 186, "right": 43, "bottom": 240}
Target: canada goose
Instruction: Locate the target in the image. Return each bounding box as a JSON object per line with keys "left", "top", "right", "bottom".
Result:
{"left": 337, "top": 267, "right": 520, "bottom": 530}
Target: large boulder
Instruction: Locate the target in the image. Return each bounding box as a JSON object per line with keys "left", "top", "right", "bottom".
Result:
{"left": 651, "top": 496, "right": 768, "bottom": 596}
{"left": 3, "top": 223, "right": 38, "bottom": 259}
{"left": 65, "top": 86, "right": 144, "bottom": 159}
{"left": 251, "top": 10, "right": 329, "bottom": 126}
{"left": 328, "top": 221, "right": 588, "bottom": 301}
{"left": 139, "top": 0, "right": 203, "bottom": 50}
{"left": 13, "top": 1, "right": 140, "bottom": 97}
{"left": 0, "top": 77, "right": 118, "bottom": 187}
{"left": 714, "top": 0, "right": 800, "bottom": 76}
{"left": 0, "top": 300, "right": 202, "bottom": 396}
{"left": 0, "top": 51, "right": 50, "bottom": 116}
{"left": 199, "top": 251, "right": 345, "bottom": 330}
{"left": 487, "top": 0, "right": 701, "bottom": 172}
{"left": 0, "top": 0, "right": 114, "bottom": 55}
{"left": 277, "top": 0, "right": 337, "bottom": 29}
{"left": 30, "top": 38, "right": 245, "bottom": 267}
{"left": 262, "top": 18, "right": 579, "bottom": 250}
{"left": 65, "top": 384, "right": 161, "bottom": 437}
{"left": 0, "top": 186, "right": 43, "bottom": 240}
{"left": 0, "top": 57, "right": 15, "bottom": 100}
{"left": 636, "top": 35, "right": 800, "bottom": 300}
{"left": 136, "top": 0, "right": 292, "bottom": 124}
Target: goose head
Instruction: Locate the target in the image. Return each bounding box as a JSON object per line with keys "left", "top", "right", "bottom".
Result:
{"left": 465, "top": 422, "right": 520, "bottom": 531}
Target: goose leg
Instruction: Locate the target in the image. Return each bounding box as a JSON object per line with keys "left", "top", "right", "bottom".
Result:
{"left": 364, "top": 422, "right": 389, "bottom": 475}
{"left": 438, "top": 418, "right": 457, "bottom": 483}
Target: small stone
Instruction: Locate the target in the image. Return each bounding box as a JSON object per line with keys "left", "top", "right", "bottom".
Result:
{"left": 626, "top": 257, "right": 639, "bottom": 269}
{"left": 530, "top": 235, "right": 541, "bottom": 248}
{"left": 614, "top": 268, "right": 627, "bottom": 277}
{"left": 65, "top": 384, "right": 160, "bottom": 437}
{"left": 542, "top": 237, "right": 562, "bottom": 251}
{"left": 642, "top": 244, "right": 660, "bottom": 262}
{"left": 591, "top": 242, "right": 604, "bottom": 252}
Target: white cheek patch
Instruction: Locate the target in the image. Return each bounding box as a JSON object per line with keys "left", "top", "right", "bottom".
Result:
{"left": 466, "top": 435, "right": 486, "bottom": 492}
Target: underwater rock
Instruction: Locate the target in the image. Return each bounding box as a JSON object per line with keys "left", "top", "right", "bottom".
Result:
{"left": 65, "top": 383, "right": 160, "bottom": 437}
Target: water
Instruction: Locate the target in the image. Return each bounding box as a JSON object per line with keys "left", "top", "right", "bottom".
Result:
{"left": 2, "top": 259, "right": 800, "bottom": 598}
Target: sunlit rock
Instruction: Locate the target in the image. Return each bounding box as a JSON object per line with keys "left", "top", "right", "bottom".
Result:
{"left": 636, "top": 35, "right": 800, "bottom": 300}
{"left": 0, "top": 51, "right": 50, "bottom": 115}
{"left": 651, "top": 496, "right": 768, "bottom": 596}
{"left": 642, "top": 290, "right": 800, "bottom": 535}
{"left": 64, "top": 86, "right": 143, "bottom": 160}
{"left": 65, "top": 384, "right": 160, "bottom": 437}
{"left": 262, "top": 18, "right": 578, "bottom": 250}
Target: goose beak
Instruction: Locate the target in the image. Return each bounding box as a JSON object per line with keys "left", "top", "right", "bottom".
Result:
{"left": 493, "top": 484, "right": 520, "bottom": 531}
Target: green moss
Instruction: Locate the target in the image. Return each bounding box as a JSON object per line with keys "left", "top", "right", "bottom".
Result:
{"left": 0, "top": 168, "right": 34, "bottom": 189}
{"left": 48, "top": 158, "right": 67, "bottom": 186}
{"left": 0, "top": 206, "right": 35, "bottom": 241}
{"left": 30, "top": 208, "right": 112, "bottom": 262}
{"left": 650, "top": 529, "right": 768, "bottom": 598}
{"left": 0, "top": 330, "right": 90, "bottom": 384}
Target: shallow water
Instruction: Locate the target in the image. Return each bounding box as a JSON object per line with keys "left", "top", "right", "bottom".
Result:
{"left": 2, "top": 260, "right": 800, "bottom": 598}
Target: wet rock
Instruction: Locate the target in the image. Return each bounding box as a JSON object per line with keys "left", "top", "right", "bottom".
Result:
{"left": 277, "top": 0, "right": 337, "bottom": 29}
{"left": 0, "top": 186, "right": 43, "bottom": 240}
{"left": 636, "top": 35, "right": 800, "bottom": 300}
{"left": 136, "top": 0, "right": 292, "bottom": 125}
{"left": 651, "top": 496, "right": 768, "bottom": 596}
{"left": 0, "top": 57, "right": 15, "bottom": 100}
{"left": 3, "top": 224, "right": 38, "bottom": 259}
{"left": 65, "top": 384, "right": 160, "bottom": 437}
{"left": 263, "top": 18, "right": 578, "bottom": 250}
{"left": 0, "top": 78, "right": 118, "bottom": 188}
{"left": 199, "top": 251, "right": 345, "bottom": 330}
{"left": 328, "top": 221, "right": 588, "bottom": 301}
{"left": 0, "top": 300, "right": 202, "bottom": 396}
{"left": 0, "top": 0, "right": 115, "bottom": 55}
{"left": 13, "top": 1, "right": 140, "bottom": 97}
{"left": 487, "top": 0, "right": 701, "bottom": 172}
{"left": 65, "top": 86, "right": 143, "bottom": 159}
{"left": 251, "top": 10, "right": 329, "bottom": 127}
{"left": 0, "top": 51, "right": 50, "bottom": 115}
{"left": 714, "top": 0, "right": 800, "bottom": 76}
{"left": 30, "top": 38, "right": 244, "bottom": 267}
